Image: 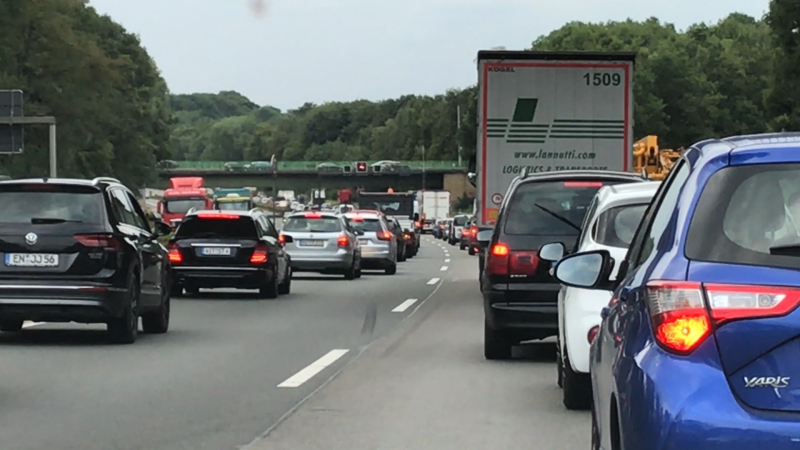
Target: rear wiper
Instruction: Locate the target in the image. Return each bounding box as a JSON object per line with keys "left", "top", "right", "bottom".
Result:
{"left": 769, "top": 243, "right": 800, "bottom": 256}
{"left": 30, "top": 218, "right": 82, "bottom": 224}
{"left": 532, "top": 204, "right": 581, "bottom": 232}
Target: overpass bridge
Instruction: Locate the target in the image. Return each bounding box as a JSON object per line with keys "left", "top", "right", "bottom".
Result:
{"left": 155, "top": 160, "right": 473, "bottom": 198}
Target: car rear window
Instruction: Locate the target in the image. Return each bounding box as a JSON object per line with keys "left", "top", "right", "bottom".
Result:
{"left": 593, "top": 203, "right": 648, "bottom": 248}
{"left": 0, "top": 186, "right": 104, "bottom": 224}
{"left": 454, "top": 216, "right": 468, "bottom": 226}
{"left": 503, "top": 180, "right": 619, "bottom": 235}
{"left": 175, "top": 216, "right": 258, "bottom": 239}
{"left": 686, "top": 164, "right": 800, "bottom": 269}
{"left": 283, "top": 217, "right": 342, "bottom": 232}
{"left": 165, "top": 198, "right": 207, "bottom": 214}
{"left": 217, "top": 201, "right": 250, "bottom": 211}
{"left": 348, "top": 217, "right": 383, "bottom": 232}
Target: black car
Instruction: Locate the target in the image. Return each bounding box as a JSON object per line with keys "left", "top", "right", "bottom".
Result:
{"left": 0, "top": 177, "right": 173, "bottom": 344}
{"left": 479, "top": 170, "right": 646, "bottom": 359}
{"left": 386, "top": 218, "right": 408, "bottom": 262}
{"left": 168, "top": 209, "right": 292, "bottom": 298}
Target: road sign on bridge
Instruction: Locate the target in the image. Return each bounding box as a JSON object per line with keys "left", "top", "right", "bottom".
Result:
{"left": 0, "top": 89, "right": 24, "bottom": 154}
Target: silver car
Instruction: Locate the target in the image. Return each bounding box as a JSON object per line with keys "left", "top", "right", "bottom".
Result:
{"left": 448, "top": 214, "right": 469, "bottom": 245}
{"left": 280, "top": 211, "right": 362, "bottom": 279}
{"left": 344, "top": 212, "right": 398, "bottom": 275}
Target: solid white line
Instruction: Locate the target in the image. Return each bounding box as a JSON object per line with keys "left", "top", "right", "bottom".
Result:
{"left": 392, "top": 298, "right": 418, "bottom": 312}
{"left": 278, "top": 349, "right": 350, "bottom": 388}
{"left": 440, "top": 266, "right": 448, "bottom": 271}
{"left": 445, "top": 259, "right": 450, "bottom": 262}
{"left": 427, "top": 278, "right": 440, "bottom": 285}
{"left": 22, "top": 321, "right": 44, "bottom": 329}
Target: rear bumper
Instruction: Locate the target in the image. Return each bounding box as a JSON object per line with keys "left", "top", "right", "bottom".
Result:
{"left": 172, "top": 265, "right": 270, "bottom": 289}
{"left": 291, "top": 253, "right": 354, "bottom": 272}
{"left": 0, "top": 282, "right": 129, "bottom": 323}
{"left": 483, "top": 284, "right": 560, "bottom": 340}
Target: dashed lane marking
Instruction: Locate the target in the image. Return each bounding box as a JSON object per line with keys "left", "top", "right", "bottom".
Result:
{"left": 440, "top": 266, "right": 448, "bottom": 271}
{"left": 427, "top": 278, "right": 440, "bottom": 285}
{"left": 391, "top": 299, "right": 418, "bottom": 312}
{"left": 277, "top": 349, "right": 350, "bottom": 388}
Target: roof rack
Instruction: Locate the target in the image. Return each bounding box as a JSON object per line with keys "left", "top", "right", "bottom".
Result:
{"left": 92, "top": 177, "right": 120, "bottom": 185}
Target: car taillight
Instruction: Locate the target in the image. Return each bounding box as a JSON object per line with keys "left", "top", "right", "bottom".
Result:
{"left": 338, "top": 235, "right": 349, "bottom": 247}
{"left": 167, "top": 242, "right": 182, "bottom": 263}
{"left": 486, "top": 243, "right": 509, "bottom": 274}
{"left": 305, "top": 213, "right": 322, "bottom": 218}
{"left": 403, "top": 232, "right": 412, "bottom": 240}
{"left": 73, "top": 233, "right": 121, "bottom": 250}
{"left": 485, "top": 244, "right": 539, "bottom": 276}
{"left": 376, "top": 231, "right": 392, "bottom": 241}
{"left": 587, "top": 326, "right": 599, "bottom": 344}
{"left": 646, "top": 281, "right": 800, "bottom": 354}
{"left": 250, "top": 243, "right": 268, "bottom": 263}
{"left": 415, "top": 221, "right": 421, "bottom": 228}
{"left": 278, "top": 234, "right": 286, "bottom": 244}
{"left": 197, "top": 213, "right": 239, "bottom": 219}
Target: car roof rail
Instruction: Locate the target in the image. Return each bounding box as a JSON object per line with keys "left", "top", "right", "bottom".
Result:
{"left": 519, "top": 166, "right": 530, "bottom": 179}
{"left": 92, "top": 177, "right": 121, "bottom": 185}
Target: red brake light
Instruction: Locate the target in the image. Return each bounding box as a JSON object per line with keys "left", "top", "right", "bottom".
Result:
{"left": 250, "top": 243, "right": 268, "bottom": 264}
{"left": 486, "top": 243, "right": 510, "bottom": 275}
{"left": 278, "top": 234, "right": 286, "bottom": 244}
{"left": 167, "top": 242, "right": 182, "bottom": 263}
{"left": 415, "top": 221, "right": 421, "bottom": 228}
{"left": 305, "top": 213, "right": 322, "bottom": 218}
{"left": 337, "top": 235, "right": 349, "bottom": 247}
{"left": 351, "top": 216, "right": 363, "bottom": 222}
{"left": 376, "top": 230, "right": 392, "bottom": 241}
{"left": 587, "top": 326, "right": 599, "bottom": 344}
{"left": 564, "top": 181, "right": 603, "bottom": 187}
{"left": 197, "top": 213, "right": 238, "bottom": 219}
{"left": 73, "top": 233, "right": 120, "bottom": 250}
{"left": 491, "top": 243, "right": 509, "bottom": 256}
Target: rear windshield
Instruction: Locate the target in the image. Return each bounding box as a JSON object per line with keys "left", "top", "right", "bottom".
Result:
{"left": 454, "top": 216, "right": 468, "bottom": 226}
{"left": 594, "top": 203, "right": 648, "bottom": 248}
{"left": 283, "top": 217, "right": 342, "bottom": 232}
{"left": 503, "top": 180, "right": 618, "bottom": 235}
{"left": 686, "top": 164, "right": 800, "bottom": 269}
{"left": 348, "top": 218, "right": 383, "bottom": 232}
{"left": 165, "top": 198, "right": 206, "bottom": 214}
{"left": 0, "top": 189, "right": 104, "bottom": 224}
{"left": 175, "top": 217, "right": 257, "bottom": 239}
{"left": 217, "top": 201, "right": 250, "bottom": 211}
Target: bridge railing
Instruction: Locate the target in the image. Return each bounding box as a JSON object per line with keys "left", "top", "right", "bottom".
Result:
{"left": 164, "top": 160, "right": 466, "bottom": 171}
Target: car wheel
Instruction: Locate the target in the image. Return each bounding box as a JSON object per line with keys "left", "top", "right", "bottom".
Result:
{"left": 385, "top": 261, "right": 397, "bottom": 275}
{"left": 591, "top": 401, "right": 601, "bottom": 450}
{"left": 278, "top": 266, "right": 292, "bottom": 294}
{"left": 344, "top": 262, "right": 357, "bottom": 280}
{"left": 0, "top": 320, "right": 23, "bottom": 332}
{"left": 185, "top": 286, "right": 199, "bottom": 295}
{"left": 170, "top": 282, "right": 183, "bottom": 297}
{"left": 556, "top": 337, "right": 564, "bottom": 388}
{"left": 468, "top": 246, "right": 476, "bottom": 255}
{"left": 259, "top": 272, "right": 279, "bottom": 299}
{"left": 398, "top": 246, "right": 406, "bottom": 262}
{"left": 562, "top": 351, "right": 592, "bottom": 410}
{"left": 108, "top": 277, "right": 139, "bottom": 344}
{"left": 484, "top": 320, "right": 512, "bottom": 360}
{"left": 142, "top": 280, "right": 170, "bottom": 334}
{"left": 460, "top": 242, "right": 466, "bottom": 250}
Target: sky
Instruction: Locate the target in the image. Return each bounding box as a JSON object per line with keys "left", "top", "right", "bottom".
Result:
{"left": 87, "top": 0, "right": 769, "bottom": 111}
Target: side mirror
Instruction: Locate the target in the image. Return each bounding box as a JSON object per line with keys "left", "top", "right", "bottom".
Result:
{"left": 154, "top": 221, "right": 172, "bottom": 237}
{"left": 553, "top": 250, "right": 616, "bottom": 290}
{"left": 280, "top": 234, "right": 294, "bottom": 243}
{"left": 355, "top": 230, "right": 365, "bottom": 236}
{"left": 477, "top": 229, "right": 493, "bottom": 244}
{"left": 152, "top": 212, "right": 163, "bottom": 221}
{"left": 467, "top": 172, "right": 477, "bottom": 187}
{"left": 538, "top": 242, "right": 566, "bottom": 261}
{"left": 413, "top": 213, "right": 420, "bottom": 221}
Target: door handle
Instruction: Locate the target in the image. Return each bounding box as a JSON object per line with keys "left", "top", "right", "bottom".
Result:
{"left": 601, "top": 307, "right": 610, "bottom": 319}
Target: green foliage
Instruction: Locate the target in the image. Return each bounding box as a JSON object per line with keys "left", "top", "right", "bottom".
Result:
{"left": 0, "top": 0, "right": 173, "bottom": 188}
{"left": 766, "top": 0, "right": 800, "bottom": 131}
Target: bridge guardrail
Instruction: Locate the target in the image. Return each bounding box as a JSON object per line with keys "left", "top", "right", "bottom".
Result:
{"left": 162, "top": 160, "right": 466, "bottom": 171}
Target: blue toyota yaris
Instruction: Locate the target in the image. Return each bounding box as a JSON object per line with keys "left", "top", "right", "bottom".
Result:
{"left": 550, "top": 132, "right": 800, "bottom": 450}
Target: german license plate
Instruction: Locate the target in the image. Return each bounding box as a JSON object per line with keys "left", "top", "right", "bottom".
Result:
{"left": 358, "top": 239, "right": 369, "bottom": 245}
{"left": 5, "top": 253, "right": 59, "bottom": 267}
{"left": 300, "top": 240, "right": 324, "bottom": 246}
{"left": 201, "top": 247, "right": 232, "bottom": 256}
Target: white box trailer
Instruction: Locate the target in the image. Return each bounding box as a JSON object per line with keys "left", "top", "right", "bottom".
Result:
{"left": 419, "top": 190, "right": 450, "bottom": 220}
{"left": 475, "top": 51, "right": 635, "bottom": 227}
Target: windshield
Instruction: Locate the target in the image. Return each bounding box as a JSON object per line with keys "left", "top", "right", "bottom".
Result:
{"left": 217, "top": 201, "right": 251, "bottom": 211}
{"left": 454, "top": 216, "right": 468, "bottom": 226}
{"left": 358, "top": 195, "right": 414, "bottom": 216}
{"left": 164, "top": 198, "right": 207, "bottom": 214}
{"left": 175, "top": 217, "right": 257, "bottom": 239}
{"left": 0, "top": 190, "right": 104, "bottom": 224}
{"left": 283, "top": 217, "right": 342, "bottom": 232}
{"left": 594, "top": 203, "right": 648, "bottom": 247}
{"left": 503, "top": 180, "right": 617, "bottom": 235}
{"left": 348, "top": 217, "right": 383, "bottom": 232}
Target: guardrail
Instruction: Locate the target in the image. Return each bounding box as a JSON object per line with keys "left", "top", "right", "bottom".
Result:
{"left": 161, "top": 160, "right": 466, "bottom": 171}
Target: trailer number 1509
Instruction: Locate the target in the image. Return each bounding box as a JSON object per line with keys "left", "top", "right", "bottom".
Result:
{"left": 583, "top": 72, "right": 621, "bottom": 86}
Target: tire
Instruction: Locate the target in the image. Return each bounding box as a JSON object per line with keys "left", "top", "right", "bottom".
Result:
{"left": 0, "top": 320, "right": 23, "bottom": 332}
{"left": 398, "top": 245, "right": 406, "bottom": 262}
{"left": 185, "top": 286, "right": 199, "bottom": 295}
{"left": 344, "top": 263, "right": 357, "bottom": 280}
{"left": 260, "top": 272, "right": 279, "bottom": 299}
{"left": 142, "top": 279, "right": 170, "bottom": 334}
{"left": 385, "top": 262, "right": 397, "bottom": 275}
{"left": 355, "top": 267, "right": 362, "bottom": 278}
{"left": 170, "top": 283, "right": 183, "bottom": 297}
{"left": 484, "top": 320, "right": 512, "bottom": 360}
{"left": 108, "top": 277, "right": 139, "bottom": 344}
{"left": 468, "top": 246, "right": 476, "bottom": 256}
{"left": 278, "top": 266, "right": 292, "bottom": 294}
{"left": 591, "top": 402, "right": 601, "bottom": 450}
{"left": 556, "top": 338, "right": 564, "bottom": 388}
{"left": 562, "top": 351, "right": 592, "bottom": 410}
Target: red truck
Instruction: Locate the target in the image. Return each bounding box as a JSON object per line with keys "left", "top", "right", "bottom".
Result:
{"left": 157, "top": 177, "right": 212, "bottom": 228}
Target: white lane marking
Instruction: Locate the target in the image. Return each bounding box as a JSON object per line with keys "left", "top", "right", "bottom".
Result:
{"left": 22, "top": 321, "right": 44, "bottom": 329}
{"left": 278, "top": 349, "right": 350, "bottom": 388}
{"left": 440, "top": 266, "right": 448, "bottom": 271}
{"left": 392, "top": 298, "right": 418, "bottom": 312}
{"left": 427, "top": 278, "right": 440, "bottom": 285}
{"left": 445, "top": 259, "right": 450, "bottom": 262}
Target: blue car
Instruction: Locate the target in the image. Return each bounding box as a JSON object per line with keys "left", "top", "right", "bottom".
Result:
{"left": 549, "top": 132, "right": 800, "bottom": 450}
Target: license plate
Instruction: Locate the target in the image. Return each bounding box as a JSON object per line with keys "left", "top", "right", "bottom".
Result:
{"left": 201, "top": 247, "right": 232, "bottom": 256}
{"left": 358, "top": 239, "right": 369, "bottom": 245}
{"left": 300, "top": 240, "right": 324, "bottom": 246}
{"left": 5, "top": 253, "right": 59, "bottom": 267}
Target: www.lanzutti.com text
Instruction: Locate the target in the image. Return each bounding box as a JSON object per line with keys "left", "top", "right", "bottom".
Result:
{"left": 513, "top": 150, "right": 596, "bottom": 159}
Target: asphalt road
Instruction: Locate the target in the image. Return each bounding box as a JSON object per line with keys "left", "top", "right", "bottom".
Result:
{"left": 0, "top": 237, "right": 450, "bottom": 450}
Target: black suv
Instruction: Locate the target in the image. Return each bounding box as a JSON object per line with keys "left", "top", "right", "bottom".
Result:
{"left": 0, "top": 177, "right": 173, "bottom": 344}
{"left": 168, "top": 209, "right": 292, "bottom": 298}
{"left": 480, "top": 170, "right": 646, "bottom": 359}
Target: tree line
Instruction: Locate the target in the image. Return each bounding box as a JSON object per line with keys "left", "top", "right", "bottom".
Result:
{"left": 1, "top": 1, "right": 795, "bottom": 186}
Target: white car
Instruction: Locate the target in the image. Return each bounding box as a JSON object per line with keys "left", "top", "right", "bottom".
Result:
{"left": 538, "top": 181, "right": 661, "bottom": 410}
